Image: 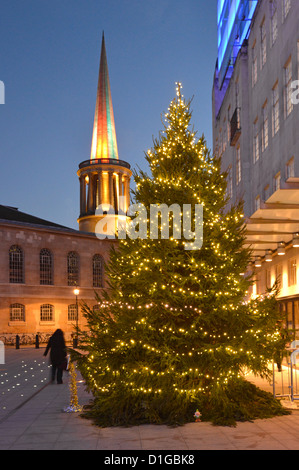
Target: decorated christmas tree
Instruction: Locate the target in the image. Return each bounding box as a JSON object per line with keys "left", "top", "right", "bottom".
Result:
{"left": 76, "top": 84, "right": 289, "bottom": 426}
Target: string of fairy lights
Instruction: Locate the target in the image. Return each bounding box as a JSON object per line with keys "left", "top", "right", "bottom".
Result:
{"left": 79, "top": 83, "right": 283, "bottom": 401}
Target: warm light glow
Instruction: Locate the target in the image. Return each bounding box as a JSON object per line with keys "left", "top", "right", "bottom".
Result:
{"left": 277, "top": 242, "right": 286, "bottom": 256}
{"left": 74, "top": 289, "right": 80, "bottom": 296}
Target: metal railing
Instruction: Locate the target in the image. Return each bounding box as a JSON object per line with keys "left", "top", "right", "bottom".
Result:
{"left": 79, "top": 158, "right": 131, "bottom": 170}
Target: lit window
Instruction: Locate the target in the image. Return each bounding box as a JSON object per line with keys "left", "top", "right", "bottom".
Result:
{"left": 284, "top": 58, "right": 293, "bottom": 117}
{"left": 40, "top": 249, "right": 53, "bottom": 285}
{"left": 253, "top": 119, "right": 260, "bottom": 163}
{"left": 272, "top": 82, "right": 280, "bottom": 136}
{"left": 68, "top": 304, "right": 78, "bottom": 322}
{"left": 67, "top": 252, "right": 80, "bottom": 286}
{"left": 252, "top": 42, "right": 258, "bottom": 86}
{"left": 286, "top": 158, "right": 295, "bottom": 179}
{"left": 262, "top": 101, "right": 269, "bottom": 152}
{"left": 274, "top": 172, "right": 281, "bottom": 191}
{"left": 236, "top": 146, "right": 241, "bottom": 185}
{"left": 9, "top": 245, "right": 24, "bottom": 284}
{"left": 266, "top": 269, "right": 272, "bottom": 290}
{"left": 275, "top": 264, "right": 283, "bottom": 288}
{"left": 260, "top": 19, "right": 267, "bottom": 68}
{"left": 40, "top": 304, "right": 54, "bottom": 322}
{"left": 283, "top": 0, "right": 291, "bottom": 20}
{"left": 10, "top": 303, "right": 25, "bottom": 322}
{"left": 255, "top": 195, "right": 261, "bottom": 211}
{"left": 93, "top": 254, "right": 104, "bottom": 288}
{"left": 270, "top": 2, "right": 278, "bottom": 45}
{"left": 288, "top": 258, "right": 297, "bottom": 286}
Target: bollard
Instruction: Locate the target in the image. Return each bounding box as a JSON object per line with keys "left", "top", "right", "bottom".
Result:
{"left": 35, "top": 334, "right": 39, "bottom": 349}
{"left": 16, "top": 335, "right": 20, "bottom": 350}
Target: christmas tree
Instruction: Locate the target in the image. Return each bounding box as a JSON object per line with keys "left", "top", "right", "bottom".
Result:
{"left": 76, "top": 84, "right": 289, "bottom": 426}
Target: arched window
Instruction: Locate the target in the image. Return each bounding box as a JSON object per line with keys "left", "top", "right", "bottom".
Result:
{"left": 40, "top": 249, "right": 53, "bottom": 285}
{"left": 10, "top": 303, "right": 25, "bottom": 322}
{"left": 68, "top": 304, "right": 78, "bottom": 322}
{"left": 40, "top": 304, "right": 54, "bottom": 322}
{"left": 67, "top": 252, "right": 80, "bottom": 286}
{"left": 9, "top": 245, "right": 24, "bottom": 283}
{"left": 93, "top": 254, "right": 104, "bottom": 288}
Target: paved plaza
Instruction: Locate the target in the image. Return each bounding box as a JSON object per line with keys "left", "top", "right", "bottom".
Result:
{"left": 1, "top": 347, "right": 299, "bottom": 450}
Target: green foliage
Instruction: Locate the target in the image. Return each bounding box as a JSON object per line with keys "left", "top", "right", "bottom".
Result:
{"left": 76, "top": 84, "right": 289, "bottom": 427}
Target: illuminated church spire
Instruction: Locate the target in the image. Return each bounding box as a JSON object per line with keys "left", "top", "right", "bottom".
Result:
{"left": 90, "top": 32, "right": 119, "bottom": 161}
{"left": 77, "top": 34, "right": 131, "bottom": 234}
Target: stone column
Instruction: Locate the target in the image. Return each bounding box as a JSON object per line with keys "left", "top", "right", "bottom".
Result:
{"left": 97, "top": 170, "right": 102, "bottom": 209}
{"left": 108, "top": 171, "right": 114, "bottom": 209}
{"left": 80, "top": 175, "right": 87, "bottom": 216}
{"left": 87, "top": 173, "right": 95, "bottom": 214}
{"left": 118, "top": 172, "right": 123, "bottom": 213}
{"left": 123, "top": 175, "right": 130, "bottom": 212}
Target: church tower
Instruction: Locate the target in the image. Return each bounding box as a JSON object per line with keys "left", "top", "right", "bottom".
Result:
{"left": 77, "top": 34, "right": 132, "bottom": 235}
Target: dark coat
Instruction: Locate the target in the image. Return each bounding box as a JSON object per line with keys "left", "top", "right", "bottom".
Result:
{"left": 44, "top": 330, "right": 67, "bottom": 367}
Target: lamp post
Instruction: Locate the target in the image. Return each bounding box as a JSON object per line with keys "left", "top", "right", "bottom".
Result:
{"left": 73, "top": 288, "right": 80, "bottom": 348}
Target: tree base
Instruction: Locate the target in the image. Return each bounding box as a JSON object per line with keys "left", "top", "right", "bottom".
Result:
{"left": 80, "top": 378, "right": 290, "bottom": 428}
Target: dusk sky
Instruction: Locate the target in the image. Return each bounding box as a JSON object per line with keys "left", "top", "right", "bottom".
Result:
{"left": 0, "top": 0, "right": 217, "bottom": 230}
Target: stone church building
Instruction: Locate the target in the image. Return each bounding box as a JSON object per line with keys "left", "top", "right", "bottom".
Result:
{"left": 0, "top": 35, "right": 131, "bottom": 344}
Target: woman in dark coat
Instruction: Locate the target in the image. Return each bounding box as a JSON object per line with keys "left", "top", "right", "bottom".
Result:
{"left": 44, "top": 329, "right": 67, "bottom": 384}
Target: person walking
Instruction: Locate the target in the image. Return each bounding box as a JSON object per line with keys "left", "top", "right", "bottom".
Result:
{"left": 44, "top": 329, "right": 67, "bottom": 384}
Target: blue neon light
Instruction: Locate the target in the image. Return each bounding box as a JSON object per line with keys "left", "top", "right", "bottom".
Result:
{"left": 217, "top": 0, "right": 258, "bottom": 87}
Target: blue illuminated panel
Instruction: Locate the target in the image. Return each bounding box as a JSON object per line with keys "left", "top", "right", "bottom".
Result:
{"left": 218, "top": 0, "right": 258, "bottom": 88}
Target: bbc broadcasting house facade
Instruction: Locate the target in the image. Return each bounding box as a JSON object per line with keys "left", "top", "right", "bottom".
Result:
{"left": 213, "top": 0, "right": 299, "bottom": 338}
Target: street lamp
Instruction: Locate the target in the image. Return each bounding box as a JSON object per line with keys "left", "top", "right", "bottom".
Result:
{"left": 73, "top": 288, "right": 80, "bottom": 348}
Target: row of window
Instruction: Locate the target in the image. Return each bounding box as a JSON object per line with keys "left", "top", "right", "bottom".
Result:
{"left": 255, "top": 258, "right": 297, "bottom": 295}
{"left": 8, "top": 246, "right": 104, "bottom": 288}
{"left": 8, "top": 303, "right": 101, "bottom": 322}
{"left": 252, "top": 0, "right": 292, "bottom": 87}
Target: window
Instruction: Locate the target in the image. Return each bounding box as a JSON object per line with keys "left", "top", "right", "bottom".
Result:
{"left": 227, "top": 166, "right": 233, "bottom": 200}
{"left": 236, "top": 146, "right": 241, "bottom": 185}
{"left": 40, "top": 249, "right": 53, "bottom": 285}
{"left": 10, "top": 303, "right": 25, "bottom": 322}
{"left": 93, "top": 304, "right": 100, "bottom": 314}
{"left": 68, "top": 304, "right": 78, "bottom": 322}
{"left": 284, "top": 58, "right": 293, "bottom": 117}
{"left": 266, "top": 269, "right": 272, "bottom": 290}
{"left": 253, "top": 119, "right": 260, "bottom": 163}
{"left": 9, "top": 245, "right": 24, "bottom": 284}
{"left": 275, "top": 264, "right": 283, "bottom": 288}
{"left": 270, "top": 1, "right": 278, "bottom": 45}
{"left": 260, "top": 18, "right": 267, "bottom": 68}
{"left": 274, "top": 172, "right": 281, "bottom": 191}
{"left": 227, "top": 107, "right": 231, "bottom": 143}
{"left": 67, "top": 252, "right": 80, "bottom": 286}
{"left": 252, "top": 41, "right": 258, "bottom": 86}
{"left": 255, "top": 195, "right": 261, "bottom": 211}
{"left": 262, "top": 101, "right": 269, "bottom": 152}
{"left": 272, "top": 82, "right": 280, "bottom": 136}
{"left": 286, "top": 157, "right": 295, "bottom": 179}
{"left": 93, "top": 254, "right": 104, "bottom": 288}
{"left": 40, "top": 304, "right": 54, "bottom": 322}
{"left": 288, "top": 258, "right": 297, "bottom": 286}
{"left": 283, "top": 0, "right": 291, "bottom": 20}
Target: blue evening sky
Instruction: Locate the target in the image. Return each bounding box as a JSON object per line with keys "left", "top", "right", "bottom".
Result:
{"left": 0, "top": 0, "right": 217, "bottom": 230}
